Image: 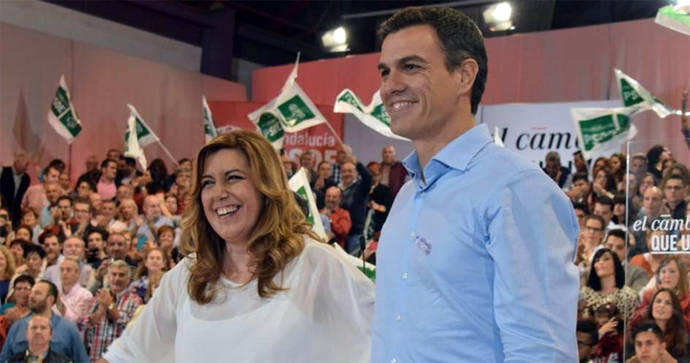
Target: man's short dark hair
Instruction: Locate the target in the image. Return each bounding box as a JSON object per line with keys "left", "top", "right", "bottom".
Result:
{"left": 378, "top": 7, "right": 487, "bottom": 114}
{"left": 100, "top": 158, "right": 117, "bottom": 170}
{"left": 632, "top": 320, "right": 664, "bottom": 341}
{"left": 576, "top": 320, "right": 598, "bottom": 345}
{"left": 56, "top": 195, "right": 72, "bottom": 206}
{"left": 38, "top": 280, "right": 58, "bottom": 302}
{"left": 595, "top": 196, "right": 614, "bottom": 210}
{"left": 13, "top": 274, "right": 35, "bottom": 288}
{"left": 605, "top": 228, "right": 627, "bottom": 244}
{"left": 572, "top": 172, "right": 589, "bottom": 184}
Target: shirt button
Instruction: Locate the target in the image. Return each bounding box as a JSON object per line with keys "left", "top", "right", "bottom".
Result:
{"left": 396, "top": 314, "right": 402, "bottom": 321}
{"left": 391, "top": 359, "right": 397, "bottom": 363}
{"left": 410, "top": 232, "right": 416, "bottom": 238}
{"left": 402, "top": 272, "right": 408, "bottom": 280}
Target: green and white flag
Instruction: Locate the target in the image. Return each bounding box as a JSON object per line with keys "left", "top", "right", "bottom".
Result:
{"left": 202, "top": 95, "right": 218, "bottom": 142}
{"left": 288, "top": 168, "right": 327, "bottom": 240}
{"left": 47, "top": 75, "right": 82, "bottom": 143}
{"left": 571, "top": 107, "right": 638, "bottom": 160}
{"left": 615, "top": 69, "right": 673, "bottom": 119}
{"left": 124, "top": 113, "right": 147, "bottom": 170}
{"left": 248, "top": 54, "right": 327, "bottom": 148}
{"left": 493, "top": 126, "right": 504, "bottom": 147}
{"left": 126, "top": 104, "right": 159, "bottom": 147}
{"left": 333, "top": 89, "right": 409, "bottom": 141}
{"left": 655, "top": 4, "right": 690, "bottom": 36}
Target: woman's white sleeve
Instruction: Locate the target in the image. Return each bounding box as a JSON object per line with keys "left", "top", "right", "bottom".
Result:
{"left": 103, "top": 259, "right": 187, "bottom": 363}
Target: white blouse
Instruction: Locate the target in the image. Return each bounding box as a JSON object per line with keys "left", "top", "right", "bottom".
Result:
{"left": 104, "top": 237, "right": 375, "bottom": 363}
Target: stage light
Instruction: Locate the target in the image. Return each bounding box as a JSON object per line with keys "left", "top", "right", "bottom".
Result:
{"left": 483, "top": 2, "right": 514, "bottom": 32}
{"left": 322, "top": 26, "right": 349, "bottom": 52}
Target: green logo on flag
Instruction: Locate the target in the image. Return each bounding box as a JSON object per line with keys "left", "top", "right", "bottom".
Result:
{"left": 277, "top": 96, "right": 315, "bottom": 126}
{"left": 135, "top": 118, "right": 151, "bottom": 139}
{"left": 59, "top": 110, "right": 82, "bottom": 137}
{"left": 51, "top": 87, "right": 70, "bottom": 116}
{"left": 620, "top": 79, "right": 644, "bottom": 107}
{"left": 371, "top": 104, "right": 391, "bottom": 127}
{"left": 258, "top": 112, "right": 284, "bottom": 142}
{"left": 337, "top": 91, "right": 364, "bottom": 112}
{"left": 295, "top": 186, "right": 314, "bottom": 224}
{"left": 579, "top": 114, "right": 630, "bottom": 151}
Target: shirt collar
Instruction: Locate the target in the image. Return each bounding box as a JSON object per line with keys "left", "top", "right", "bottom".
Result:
{"left": 402, "top": 124, "right": 492, "bottom": 190}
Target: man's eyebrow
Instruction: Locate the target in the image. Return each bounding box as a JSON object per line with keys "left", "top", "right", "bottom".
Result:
{"left": 378, "top": 55, "right": 428, "bottom": 71}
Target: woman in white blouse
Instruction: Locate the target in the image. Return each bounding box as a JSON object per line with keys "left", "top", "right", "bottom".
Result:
{"left": 100, "top": 131, "right": 375, "bottom": 363}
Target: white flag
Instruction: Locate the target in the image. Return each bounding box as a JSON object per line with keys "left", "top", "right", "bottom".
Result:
{"left": 333, "top": 88, "right": 408, "bottom": 141}
{"left": 202, "top": 95, "right": 218, "bottom": 142}
{"left": 47, "top": 75, "right": 82, "bottom": 143}
{"left": 614, "top": 69, "right": 673, "bottom": 119}
{"left": 124, "top": 113, "right": 147, "bottom": 170}
{"left": 126, "top": 104, "right": 159, "bottom": 147}
{"left": 288, "top": 168, "right": 326, "bottom": 240}
{"left": 571, "top": 107, "right": 638, "bottom": 160}
{"left": 249, "top": 54, "right": 327, "bottom": 148}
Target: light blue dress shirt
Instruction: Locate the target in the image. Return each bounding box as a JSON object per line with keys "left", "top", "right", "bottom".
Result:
{"left": 371, "top": 124, "right": 580, "bottom": 363}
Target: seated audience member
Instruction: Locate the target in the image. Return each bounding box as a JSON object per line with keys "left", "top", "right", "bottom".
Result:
{"left": 88, "top": 193, "right": 102, "bottom": 217}
{"left": 577, "top": 319, "right": 599, "bottom": 363}
{"left": 612, "top": 192, "right": 636, "bottom": 226}
{"left": 662, "top": 174, "right": 687, "bottom": 222}
{"left": 580, "top": 248, "right": 638, "bottom": 325}
{"left": 115, "top": 157, "right": 140, "bottom": 187}
{"left": 132, "top": 248, "right": 168, "bottom": 302}
{"left": 73, "top": 178, "right": 96, "bottom": 200}
{"left": 576, "top": 215, "right": 606, "bottom": 273}
{"left": 591, "top": 303, "right": 624, "bottom": 362}
{"left": 117, "top": 198, "right": 139, "bottom": 231}
{"left": 19, "top": 211, "right": 40, "bottom": 245}
{"left": 568, "top": 172, "right": 593, "bottom": 207}
{"left": 37, "top": 182, "right": 63, "bottom": 230}
{"left": 13, "top": 244, "right": 45, "bottom": 282}
{"left": 145, "top": 159, "right": 168, "bottom": 196}
{"left": 627, "top": 320, "right": 678, "bottom": 363}
{"left": 55, "top": 258, "right": 92, "bottom": 324}
{"left": 44, "top": 236, "right": 93, "bottom": 289}
{"left": 592, "top": 167, "right": 618, "bottom": 201}
{"left": 542, "top": 150, "right": 571, "bottom": 188}
{"left": 338, "top": 150, "right": 372, "bottom": 256}
{"left": 157, "top": 226, "right": 181, "bottom": 268}
{"left": 135, "top": 195, "right": 173, "bottom": 244}
{"left": 634, "top": 257, "right": 690, "bottom": 329}
{"left": 22, "top": 166, "right": 60, "bottom": 217}
{"left": 647, "top": 145, "right": 672, "bottom": 182}
{"left": 604, "top": 228, "right": 649, "bottom": 292}
{"left": 98, "top": 199, "right": 126, "bottom": 232}
{"left": 7, "top": 314, "right": 72, "bottom": 362}
{"left": 379, "top": 144, "right": 408, "bottom": 198}
{"left": 0, "top": 275, "right": 34, "bottom": 322}
{"left": 0, "top": 246, "right": 16, "bottom": 304}
{"left": 608, "top": 153, "right": 625, "bottom": 184}
{"left": 167, "top": 169, "right": 191, "bottom": 215}
{"left": 114, "top": 184, "right": 133, "bottom": 205}
{"left": 79, "top": 260, "right": 142, "bottom": 362}
{"left": 85, "top": 229, "right": 108, "bottom": 271}
{"left": 0, "top": 209, "right": 12, "bottom": 246}
{"left": 0, "top": 280, "right": 88, "bottom": 363}
{"left": 312, "top": 160, "right": 336, "bottom": 210}
{"left": 631, "top": 230, "right": 671, "bottom": 278}
{"left": 12, "top": 226, "right": 33, "bottom": 248}
{"left": 630, "top": 153, "right": 647, "bottom": 175}
{"left": 632, "top": 288, "right": 689, "bottom": 360}
{"left": 631, "top": 186, "right": 665, "bottom": 257}
{"left": 89, "top": 232, "right": 136, "bottom": 293}
{"left": 42, "top": 233, "right": 63, "bottom": 274}
{"left": 69, "top": 197, "right": 97, "bottom": 240}
{"left": 320, "top": 186, "right": 351, "bottom": 249}
{"left": 593, "top": 196, "right": 617, "bottom": 230}
{"left": 9, "top": 240, "right": 28, "bottom": 271}
{"left": 634, "top": 173, "right": 659, "bottom": 212}
{"left": 96, "top": 159, "right": 119, "bottom": 201}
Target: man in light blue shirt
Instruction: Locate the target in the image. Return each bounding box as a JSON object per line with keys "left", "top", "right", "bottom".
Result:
{"left": 372, "top": 7, "right": 580, "bottom": 362}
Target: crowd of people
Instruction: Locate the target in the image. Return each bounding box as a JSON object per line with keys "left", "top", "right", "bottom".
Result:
{"left": 549, "top": 140, "right": 690, "bottom": 362}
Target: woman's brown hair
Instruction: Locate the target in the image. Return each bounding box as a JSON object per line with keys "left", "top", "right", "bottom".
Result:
{"left": 181, "top": 131, "right": 318, "bottom": 304}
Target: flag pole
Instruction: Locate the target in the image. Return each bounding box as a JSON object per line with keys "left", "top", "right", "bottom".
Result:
{"left": 322, "top": 120, "right": 346, "bottom": 149}
{"left": 68, "top": 143, "right": 73, "bottom": 179}
{"left": 156, "top": 140, "right": 178, "bottom": 166}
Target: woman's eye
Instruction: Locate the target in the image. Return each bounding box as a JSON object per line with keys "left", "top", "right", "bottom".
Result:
{"left": 201, "top": 180, "right": 213, "bottom": 188}
{"left": 227, "top": 174, "right": 244, "bottom": 181}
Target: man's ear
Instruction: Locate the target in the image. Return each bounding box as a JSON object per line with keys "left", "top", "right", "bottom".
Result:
{"left": 455, "top": 58, "right": 479, "bottom": 97}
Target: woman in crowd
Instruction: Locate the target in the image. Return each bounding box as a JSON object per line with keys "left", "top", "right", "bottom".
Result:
{"left": 146, "top": 159, "right": 169, "bottom": 195}
{"left": 157, "top": 225, "right": 180, "bottom": 268}
{"left": 635, "top": 257, "right": 690, "bottom": 329}
{"left": 118, "top": 199, "right": 139, "bottom": 231}
{"left": 592, "top": 167, "right": 618, "bottom": 200}
{"left": 580, "top": 248, "right": 638, "bottom": 325}
{"left": 132, "top": 247, "right": 169, "bottom": 302}
{"left": 13, "top": 244, "right": 44, "bottom": 282}
{"left": 0, "top": 275, "right": 34, "bottom": 325}
{"left": 365, "top": 161, "right": 392, "bottom": 240}
{"left": 19, "top": 211, "right": 40, "bottom": 244}
{"left": 631, "top": 230, "right": 671, "bottom": 277}
{"left": 634, "top": 288, "right": 689, "bottom": 360}
{"left": 0, "top": 246, "right": 15, "bottom": 304}
{"left": 647, "top": 145, "right": 672, "bottom": 182}
{"left": 8, "top": 240, "right": 26, "bottom": 271}
{"left": 609, "top": 153, "right": 626, "bottom": 184}
{"left": 103, "top": 131, "right": 374, "bottom": 363}
{"left": 12, "top": 226, "right": 32, "bottom": 246}
{"left": 74, "top": 178, "right": 97, "bottom": 199}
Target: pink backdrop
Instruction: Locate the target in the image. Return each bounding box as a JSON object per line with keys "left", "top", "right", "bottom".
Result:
{"left": 252, "top": 18, "right": 690, "bottom": 164}
{"left": 1, "top": 22, "right": 247, "bottom": 183}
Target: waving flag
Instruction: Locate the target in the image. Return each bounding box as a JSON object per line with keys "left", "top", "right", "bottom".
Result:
{"left": 47, "top": 75, "right": 82, "bottom": 143}
{"left": 333, "top": 89, "right": 408, "bottom": 141}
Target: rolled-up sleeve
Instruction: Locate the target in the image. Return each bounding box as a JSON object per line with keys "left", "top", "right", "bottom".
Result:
{"left": 485, "top": 170, "right": 580, "bottom": 362}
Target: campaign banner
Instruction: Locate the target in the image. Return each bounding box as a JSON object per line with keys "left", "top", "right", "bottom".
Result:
{"left": 479, "top": 100, "right": 622, "bottom": 171}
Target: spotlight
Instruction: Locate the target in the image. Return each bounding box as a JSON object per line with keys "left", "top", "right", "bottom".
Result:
{"left": 321, "top": 26, "right": 349, "bottom": 52}
{"left": 483, "top": 2, "right": 514, "bottom": 32}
